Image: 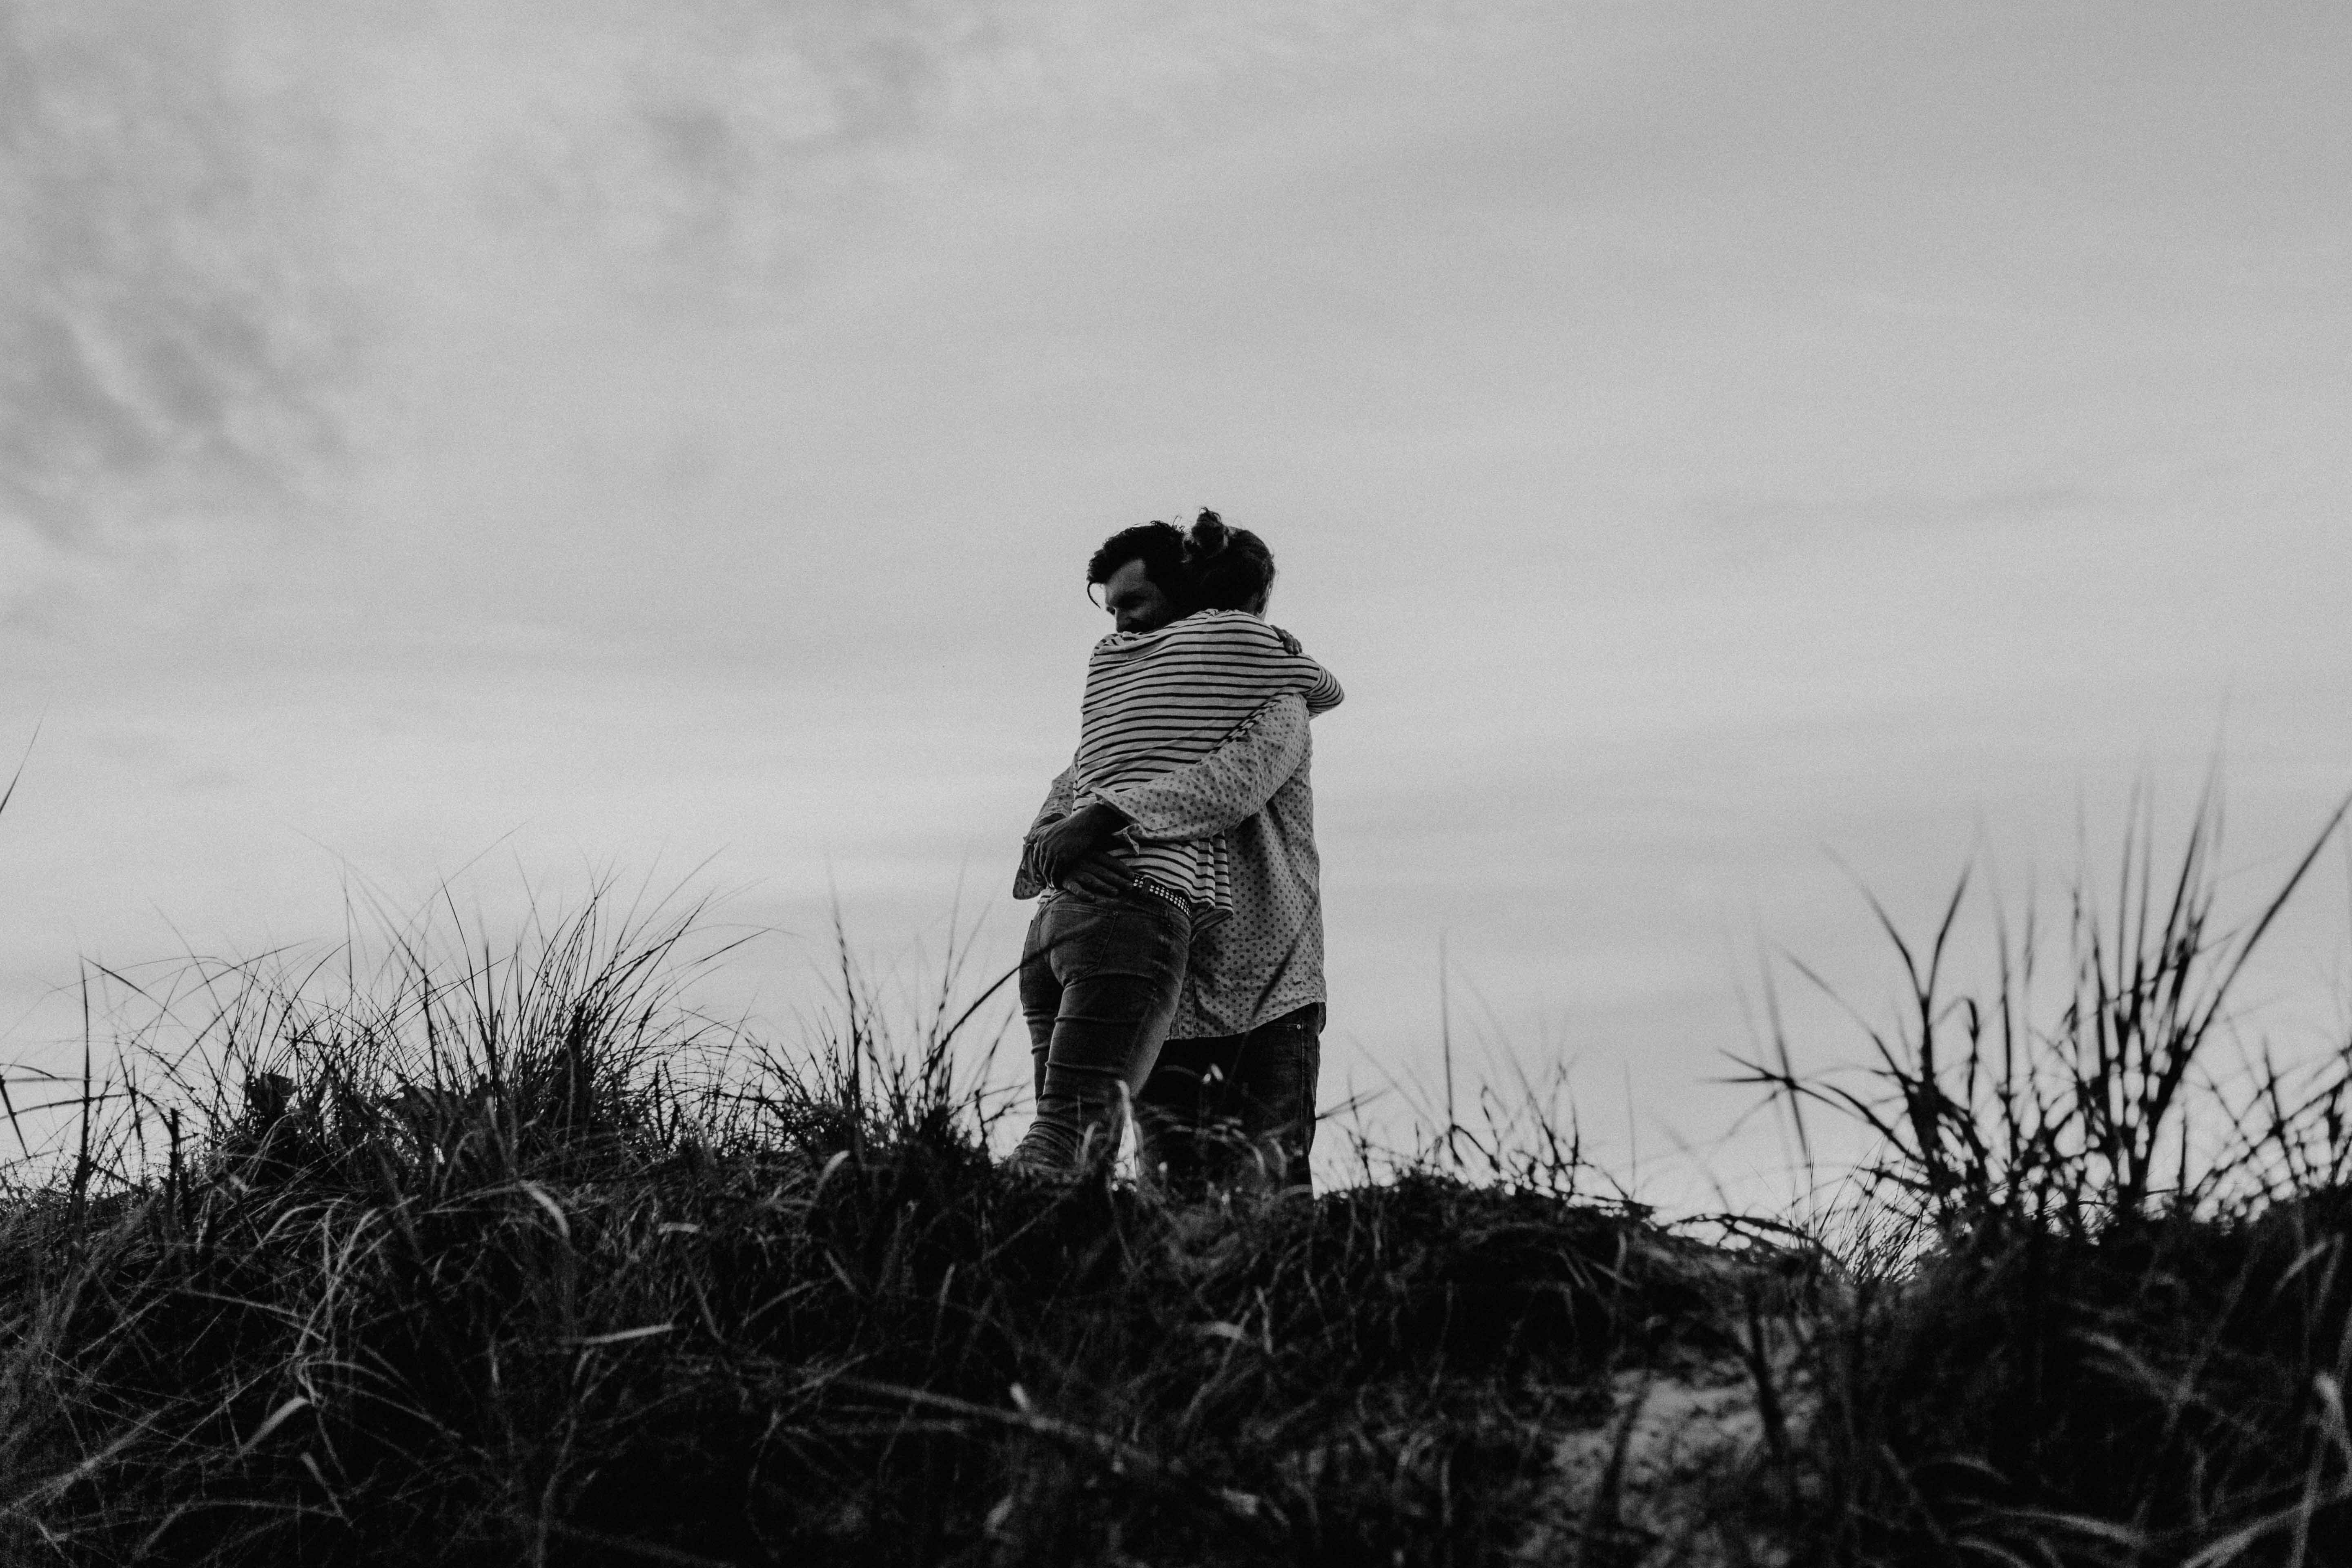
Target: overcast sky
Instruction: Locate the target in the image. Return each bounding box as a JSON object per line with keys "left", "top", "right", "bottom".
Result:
{"left": 4, "top": 0, "right": 2349, "bottom": 1197}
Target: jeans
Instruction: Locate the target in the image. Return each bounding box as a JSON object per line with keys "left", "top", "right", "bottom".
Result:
{"left": 1015, "top": 889, "right": 1192, "bottom": 1170}
{"left": 1134, "top": 1002, "right": 1323, "bottom": 1197}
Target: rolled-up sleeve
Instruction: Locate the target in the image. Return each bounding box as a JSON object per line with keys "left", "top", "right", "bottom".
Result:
{"left": 1300, "top": 662, "right": 1343, "bottom": 715}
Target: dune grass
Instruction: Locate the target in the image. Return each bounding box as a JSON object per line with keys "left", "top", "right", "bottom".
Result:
{"left": 2, "top": 788, "right": 2350, "bottom": 1564}
{"left": 1745, "top": 787, "right": 2352, "bottom": 1566}
{"left": 0, "top": 896, "right": 1769, "bottom": 1566}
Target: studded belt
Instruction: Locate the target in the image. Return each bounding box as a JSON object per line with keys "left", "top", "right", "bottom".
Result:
{"left": 1128, "top": 877, "right": 1192, "bottom": 913}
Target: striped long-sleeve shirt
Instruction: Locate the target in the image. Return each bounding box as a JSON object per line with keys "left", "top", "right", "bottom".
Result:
{"left": 1017, "top": 611, "right": 1341, "bottom": 926}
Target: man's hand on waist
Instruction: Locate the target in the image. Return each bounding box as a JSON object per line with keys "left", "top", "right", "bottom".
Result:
{"left": 1028, "top": 800, "right": 1127, "bottom": 886}
{"left": 1055, "top": 850, "right": 1131, "bottom": 900}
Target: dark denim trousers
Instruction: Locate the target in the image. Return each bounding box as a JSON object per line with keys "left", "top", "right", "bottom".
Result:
{"left": 1134, "top": 1002, "right": 1323, "bottom": 1196}
{"left": 1015, "top": 889, "right": 1191, "bottom": 1170}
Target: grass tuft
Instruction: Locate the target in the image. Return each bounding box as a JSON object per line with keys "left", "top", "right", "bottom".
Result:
{"left": 7, "top": 785, "right": 2352, "bottom": 1564}
{"left": 1750, "top": 788, "right": 2352, "bottom": 1565}
{"left": 0, "top": 895, "right": 1750, "bottom": 1566}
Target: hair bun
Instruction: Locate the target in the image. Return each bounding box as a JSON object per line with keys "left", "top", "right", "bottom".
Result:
{"left": 1178, "top": 509, "right": 1276, "bottom": 612}
{"left": 1185, "top": 508, "right": 1232, "bottom": 557}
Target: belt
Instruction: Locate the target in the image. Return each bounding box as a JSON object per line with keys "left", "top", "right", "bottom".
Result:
{"left": 1128, "top": 877, "right": 1192, "bottom": 913}
{"left": 1039, "top": 877, "right": 1192, "bottom": 915}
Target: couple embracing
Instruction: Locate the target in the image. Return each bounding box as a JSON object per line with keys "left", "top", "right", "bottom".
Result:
{"left": 1010, "top": 510, "right": 1342, "bottom": 1193}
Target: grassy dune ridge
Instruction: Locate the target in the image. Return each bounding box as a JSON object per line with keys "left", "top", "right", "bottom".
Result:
{"left": 3, "top": 793, "right": 2351, "bottom": 1565}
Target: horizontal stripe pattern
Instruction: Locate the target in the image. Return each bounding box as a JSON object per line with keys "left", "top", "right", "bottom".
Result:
{"left": 1071, "top": 612, "right": 1342, "bottom": 922}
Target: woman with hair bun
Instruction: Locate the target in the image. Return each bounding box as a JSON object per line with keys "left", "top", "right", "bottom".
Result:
{"left": 1130, "top": 510, "right": 1333, "bottom": 1194}
{"left": 1181, "top": 510, "right": 1278, "bottom": 616}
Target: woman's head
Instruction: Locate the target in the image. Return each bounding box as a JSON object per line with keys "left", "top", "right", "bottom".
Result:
{"left": 1182, "top": 509, "right": 1276, "bottom": 615}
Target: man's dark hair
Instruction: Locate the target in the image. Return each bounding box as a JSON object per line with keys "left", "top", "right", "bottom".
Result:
{"left": 1183, "top": 510, "right": 1276, "bottom": 611}
{"left": 1087, "top": 521, "right": 1189, "bottom": 599}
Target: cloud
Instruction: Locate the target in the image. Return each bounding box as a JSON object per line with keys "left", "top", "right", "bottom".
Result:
{"left": 0, "top": 0, "right": 1526, "bottom": 565}
{"left": 410, "top": 0, "right": 1537, "bottom": 284}
{"left": 0, "top": 2, "right": 350, "bottom": 552}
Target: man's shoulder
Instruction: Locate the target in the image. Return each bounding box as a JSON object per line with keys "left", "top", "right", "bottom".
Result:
{"left": 1161, "top": 611, "right": 1281, "bottom": 650}
{"left": 1098, "top": 611, "right": 1276, "bottom": 655}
